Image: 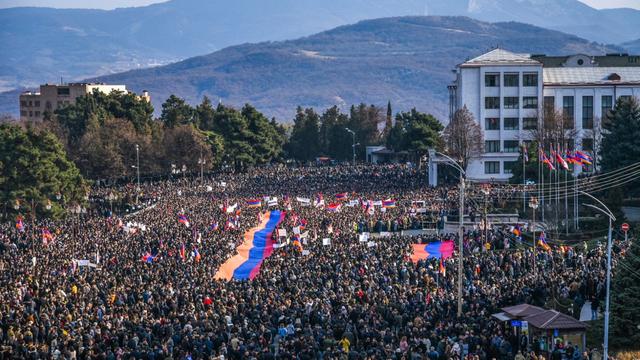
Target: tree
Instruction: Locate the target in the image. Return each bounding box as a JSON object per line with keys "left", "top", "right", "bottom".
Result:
{"left": 287, "top": 107, "right": 321, "bottom": 161}
{"left": 609, "top": 240, "right": 640, "bottom": 350}
{"left": 160, "top": 95, "right": 194, "bottom": 128}
{"left": 211, "top": 104, "right": 256, "bottom": 170}
{"left": 601, "top": 97, "right": 640, "bottom": 173}
{"left": 387, "top": 108, "right": 444, "bottom": 161}
{"left": 382, "top": 100, "right": 393, "bottom": 141}
{"left": 348, "top": 103, "right": 384, "bottom": 160}
{"left": 195, "top": 96, "right": 216, "bottom": 131}
{"left": 0, "top": 123, "right": 86, "bottom": 218}
{"left": 242, "top": 104, "right": 285, "bottom": 164}
{"left": 444, "top": 106, "right": 483, "bottom": 171}
{"left": 319, "top": 106, "right": 351, "bottom": 160}
{"left": 161, "top": 125, "right": 215, "bottom": 172}
{"left": 528, "top": 107, "right": 578, "bottom": 157}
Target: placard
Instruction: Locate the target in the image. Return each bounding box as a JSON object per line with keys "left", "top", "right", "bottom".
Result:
{"left": 322, "top": 238, "right": 331, "bottom": 246}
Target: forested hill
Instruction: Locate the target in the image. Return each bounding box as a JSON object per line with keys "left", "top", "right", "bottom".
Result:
{"left": 92, "top": 16, "right": 619, "bottom": 121}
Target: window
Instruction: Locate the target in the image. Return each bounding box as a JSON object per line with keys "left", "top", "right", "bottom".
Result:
{"left": 485, "top": 73, "right": 499, "bottom": 87}
{"left": 563, "top": 96, "right": 575, "bottom": 128}
{"left": 29, "top": 111, "right": 33, "bottom": 117}
{"left": 504, "top": 73, "right": 519, "bottom": 87}
{"left": 57, "top": 87, "right": 70, "bottom": 96}
{"left": 20, "top": 110, "right": 27, "bottom": 116}
{"left": 523, "top": 73, "right": 538, "bottom": 87}
{"left": 582, "top": 138, "right": 594, "bottom": 152}
{"left": 601, "top": 95, "right": 613, "bottom": 119}
{"left": 582, "top": 96, "right": 593, "bottom": 129}
{"left": 544, "top": 96, "right": 555, "bottom": 112}
{"left": 503, "top": 161, "right": 518, "bottom": 174}
{"left": 485, "top": 118, "right": 499, "bottom": 130}
{"left": 523, "top": 117, "right": 538, "bottom": 130}
{"left": 504, "top": 97, "right": 519, "bottom": 109}
{"left": 504, "top": 118, "right": 519, "bottom": 130}
{"left": 34, "top": 101, "right": 40, "bottom": 107}
{"left": 20, "top": 100, "right": 27, "bottom": 107}
{"left": 485, "top": 161, "right": 500, "bottom": 174}
{"left": 503, "top": 140, "right": 519, "bottom": 153}
{"left": 485, "top": 97, "right": 500, "bottom": 109}
{"left": 523, "top": 97, "right": 538, "bottom": 109}
{"left": 28, "top": 101, "right": 32, "bottom": 107}
{"left": 485, "top": 140, "right": 500, "bottom": 153}
{"left": 46, "top": 101, "right": 52, "bottom": 110}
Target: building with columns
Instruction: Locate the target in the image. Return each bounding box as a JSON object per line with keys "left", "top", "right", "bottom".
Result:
{"left": 448, "top": 48, "right": 640, "bottom": 182}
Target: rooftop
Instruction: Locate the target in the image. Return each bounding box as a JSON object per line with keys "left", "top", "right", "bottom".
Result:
{"left": 501, "top": 304, "right": 546, "bottom": 318}
{"left": 461, "top": 49, "right": 541, "bottom": 67}
{"left": 544, "top": 67, "right": 640, "bottom": 85}
{"left": 523, "top": 309, "right": 588, "bottom": 330}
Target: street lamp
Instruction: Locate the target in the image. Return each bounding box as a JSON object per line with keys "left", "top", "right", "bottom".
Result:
{"left": 182, "top": 165, "right": 187, "bottom": 180}
{"left": 345, "top": 128, "right": 356, "bottom": 166}
{"left": 198, "top": 155, "right": 206, "bottom": 182}
{"left": 480, "top": 185, "right": 490, "bottom": 245}
{"left": 528, "top": 196, "right": 539, "bottom": 268}
{"left": 435, "top": 151, "right": 466, "bottom": 318}
{"left": 578, "top": 190, "right": 615, "bottom": 360}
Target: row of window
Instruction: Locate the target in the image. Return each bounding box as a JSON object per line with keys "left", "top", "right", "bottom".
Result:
{"left": 20, "top": 110, "right": 41, "bottom": 117}
{"left": 485, "top": 73, "right": 539, "bottom": 87}
{"left": 484, "top": 138, "right": 595, "bottom": 156}
{"left": 547, "top": 95, "right": 619, "bottom": 130}
{"left": 486, "top": 117, "right": 538, "bottom": 131}
{"left": 485, "top": 96, "right": 538, "bottom": 110}
{"left": 484, "top": 161, "right": 518, "bottom": 175}
{"left": 20, "top": 100, "right": 41, "bottom": 108}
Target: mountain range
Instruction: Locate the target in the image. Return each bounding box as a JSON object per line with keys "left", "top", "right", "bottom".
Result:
{"left": 1, "top": 0, "right": 639, "bottom": 94}
{"left": 81, "top": 16, "right": 619, "bottom": 122}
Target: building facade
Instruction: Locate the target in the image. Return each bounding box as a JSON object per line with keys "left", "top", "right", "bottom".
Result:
{"left": 449, "top": 49, "right": 640, "bottom": 181}
{"left": 19, "top": 83, "right": 150, "bottom": 122}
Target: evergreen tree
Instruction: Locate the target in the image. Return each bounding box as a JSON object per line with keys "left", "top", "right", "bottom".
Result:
{"left": 609, "top": 240, "right": 640, "bottom": 349}
{"left": 0, "top": 124, "right": 86, "bottom": 218}
{"left": 287, "top": 107, "right": 321, "bottom": 161}
{"left": 397, "top": 108, "right": 444, "bottom": 158}
{"left": 319, "top": 106, "right": 350, "bottom": 160}
{"left": 601, "top": 97, "right": 640, "bottom": 173}
{"left": 195, "top": 96, "right": 216, "bottom": 131}
{"left": 160, "top": 95, "right": 194, "bottom": 128}
{"left": 382, "top": 100, "right": 393, "bottom": 141}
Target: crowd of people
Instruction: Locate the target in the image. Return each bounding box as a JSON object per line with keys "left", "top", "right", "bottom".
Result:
{"left": 0, "top": 164, "right": 627, "bottom": 359}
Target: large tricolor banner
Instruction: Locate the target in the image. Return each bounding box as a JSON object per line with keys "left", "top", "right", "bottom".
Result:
{"left": 410, "top": 241, "right": 455, "bottom": 263}
{"left": 214, "top": 210, "right": 285, "bottom": 281}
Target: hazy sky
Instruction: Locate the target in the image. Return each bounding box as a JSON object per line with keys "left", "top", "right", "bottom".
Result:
{"left": 1, "top": 0, "right": 639, "bottom": 10}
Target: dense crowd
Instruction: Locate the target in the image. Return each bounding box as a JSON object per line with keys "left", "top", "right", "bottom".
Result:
{"left": 0, "top": 164, "right": 626, "bottom": 359}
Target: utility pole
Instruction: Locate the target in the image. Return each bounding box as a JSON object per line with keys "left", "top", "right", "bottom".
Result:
{"left": 529, "top": 197, "right": 539, "bottom": 268}
{"left": 135, "top": 144, "right": 140, "bottom": 205}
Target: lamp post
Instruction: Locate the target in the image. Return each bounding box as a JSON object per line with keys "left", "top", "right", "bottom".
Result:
{"left": 528, "top": 196, "right": 539, "bottom": 268}
{"left": 578, "top": 190, "right": 615, "bottom": 360}
{"left": 436, "top": 151, "right": 466, "bottom": 317}
{"left": 198, "top": 153, "right": 206, "bottom": 182}
{"left": 135, "top": 144, "right": 140, "bottom": 204}
{"left": 345, "top": 128, "right": 356, "bottom": 166}
{"left": 481, "top": 185, "right": 490, "bottom": 245}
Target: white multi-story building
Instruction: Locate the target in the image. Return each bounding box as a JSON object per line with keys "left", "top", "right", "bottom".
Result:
{"left": 19, "top": 83, "right": 150, "bottom": 122}
{"left": 449, "top": 48, "right": 640, "bottom": 182}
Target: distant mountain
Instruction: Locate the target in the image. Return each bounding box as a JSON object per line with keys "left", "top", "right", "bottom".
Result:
{"left": 1, "top": 0, "right": 639, "bottom": 93}
{"left": 62, "top": 16, "right": 617, "bottom": 122}
{"left": 622, "top": 39, "right": 640, "bottom": 54}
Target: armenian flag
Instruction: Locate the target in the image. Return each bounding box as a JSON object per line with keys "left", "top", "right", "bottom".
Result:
{"left": 15, "top": 217, "right": 24, "bottom": 232}
{"left": 439, "top": 258, "right": 446, "bottom": 276}
{"left": 193, "top": 247, "right": 201, "bottom": 262}
{"left": 382, "top": 200, "right": 397, "bottom": 208}
{"left": 142, "top": 252, "right": 156, "bottom": 263}
{"left": 326, "top": 203, "right": 342, "bottom": 212}
{"left": 541, "top": 152, "right": 555, "bottom": 171}
{"left": 554, "top": 151, "right": 569, "bottom": 170}
{"left": 575, "top": 150, "right": 593, "bottom": 165}
{"left": 180, "top": 243, "right": 186, "bottom": 260}
{"left": 41, "top": 228, "right": 54, "bottom": 245}
{"left": 538, "top": 232, "right": 551, "bottom": 251}
{"left": 247, "top": 199, "right": 262, "bottom": 208}
{"left": 214, "top": 210, "right": 285, "bottom": 281}
{"left": 292, "top": 235, "right": 303, "bottom": 252}
{"left": 178, "top": 214, "right": 190, "bottom": 227}
{"left": 209, "top": 222, "right": 219, "bottom": 231}
{"left": 335, "top": 193, "right": 348, "bottom": 200}
{"left": 410, "top": 240, "right": 455, "bottom": 263}
{"left": 512, "top": 225, "right": 522, "bottom": 237}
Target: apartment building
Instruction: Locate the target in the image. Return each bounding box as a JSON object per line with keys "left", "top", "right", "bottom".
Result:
{"left": 19, "top": 83, "right": 150, "bottom": 122}
{"left": 449, "top": 49, "right": 640, "bottom": 181}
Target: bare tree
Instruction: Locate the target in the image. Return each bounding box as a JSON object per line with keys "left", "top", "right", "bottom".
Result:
{"left": 444, "top": 106, "right": 483, "bottom": 171}
{"left": 583, "top": 116, "right": 604, "bottom": 170}
{"left": 528, "top": 107, "right": 578, "bottom": 152}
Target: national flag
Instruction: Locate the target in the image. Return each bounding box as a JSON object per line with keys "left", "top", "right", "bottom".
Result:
{"left": 314, "top": 193, "right": 325, "bottom": 208}
{"left": 247, "top": 199, "right": 262, "bottom": 208}
{"left": 511, "top": 225, "right": 521, "bottom": 237}
{"left": 575, "top": 150, "right": 593, "bottom": 165}
{"left": 538, "top": 232, "right": 551, "bottom": 251}
{"left": 326, "top": 203, "right": 341, "bottom": 212}
{"left": 292, "top": 235, "right": 303, "bottom": 252}
{"left": 382, "top": 200, "right": 396, "bottom": 208}
{"left": 193, "top": 247, "right": 201, "bottom": 262}
{"left": 178, "top": 214, "right": 190, "bottom": 227}
{"left": 335, "top": 193, "right": 347, "bottom": 201}
{"left": 41, "top": 228, "right": 54, "bottom": 245}
{"left": 180, "top": 243, "right": 186, "bottom": 260}
{"left": 541, "top": 152, "right": 555, "bottom": 171}
{"left": 439, "top": 259, "right": 446, "bottom": 276}
{"left": 554, "top": 151, "right": 569, "bottom": 170}
{"left": 15, "top": 217, "right": 24, "bottom": 232}
{"left": 142, "top": 252, "right": 155, "bottom": 263}
{"left": 209, "top": 222, "right": 219, "bottom": 232}
{"left": 565, "top": 150, "right": 578, "bottom": 165}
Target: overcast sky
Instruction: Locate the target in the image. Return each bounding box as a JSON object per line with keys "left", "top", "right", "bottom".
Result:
{"left": 0, "top": 0, "right": 639, "bottom": 10}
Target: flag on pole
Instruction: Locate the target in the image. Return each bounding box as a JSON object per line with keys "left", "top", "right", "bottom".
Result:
{"left": 521, "top": 144, "right": 529, "bottom": 162}
{"left": 335, "top": 193, "right": 347, "bottom": 201}
{"left": 15, "top": 217, "right": 24, "bottom": 232}
{"left": 538, "top": 232, "right": 551, "bottom": 251}
{"left": 439, "top": 259, "right": 446, "bottom": 276}
{"left": 41, "top": 228, "right": 54, "bottom": 245}
{"left": 180, "top": 243, "right": 186, "bottom": 260}
{"left": 575, "top": 150, "right": 593, "bottom": 165}
{"left": 541, "top": 152, "right": 555, "bottom": 171}
{"left": 178, "top": 214, "right": 190, "bottom": 227}
{"left": 554, "top": 149, "right": 569, "bottom": 170}
{"left": 247, "top": 199, "right": 262, "bottom": 208}
{"left": 382, "top": 199, "right": 397, "bottom": 208}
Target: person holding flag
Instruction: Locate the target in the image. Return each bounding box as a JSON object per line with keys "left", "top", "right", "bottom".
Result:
{"left": 538, "top": 232, "right": 551, "bottom": 251}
